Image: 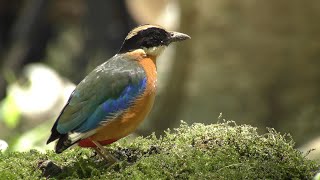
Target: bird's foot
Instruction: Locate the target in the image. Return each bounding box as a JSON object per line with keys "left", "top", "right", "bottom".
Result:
{"left": 91, "top": 140, "right": 119, "bottom": 166}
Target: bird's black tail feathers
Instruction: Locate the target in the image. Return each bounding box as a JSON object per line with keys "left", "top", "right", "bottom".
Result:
{"left": 47, "top": 119, "right": 61, "bottom": 144}
{"left": 46, "top": 119, "right": 74, "bottom": 153}
{"left": 46, "top": 93, "right": 77, "bottom": 153}
{"left": 55, "top": 134, "right": 72, "bottom": 153}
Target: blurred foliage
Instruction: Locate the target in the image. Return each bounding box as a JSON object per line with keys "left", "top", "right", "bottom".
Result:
{"left": 11, "top": 121, "right": 53, "bottom": 152}
{"left": 0, "top": 121, "right": 319, "bottom": 179}
{"left": 0, "top": 95, "right": 20, "bottom": 129}
{"left": 0, "top": 0, "right": 136, "bottom": 153}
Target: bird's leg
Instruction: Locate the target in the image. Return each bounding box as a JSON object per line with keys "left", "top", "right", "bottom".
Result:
{"left": 91, "top": 139, "right": 118, "bottom": 165}
{"left": 92, "top": 146, "right": 109, "bottom": 161}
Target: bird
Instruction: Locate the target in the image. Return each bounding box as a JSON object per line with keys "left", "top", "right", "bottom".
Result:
{"left": 46, "top": 24, "right": 190, "bottom": 164}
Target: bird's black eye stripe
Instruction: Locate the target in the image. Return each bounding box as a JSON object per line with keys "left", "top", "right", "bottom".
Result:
{"left": 119, "top": 27, "right": 170, "bottom": 53}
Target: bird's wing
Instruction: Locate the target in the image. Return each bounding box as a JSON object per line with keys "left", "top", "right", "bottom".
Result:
{"left": 53, "top": 56, "right": 146, "bottom": 136}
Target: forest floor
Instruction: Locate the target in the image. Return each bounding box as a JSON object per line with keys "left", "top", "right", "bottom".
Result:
{"left": 0, "top": 121, "right": 319, "bottom": 179}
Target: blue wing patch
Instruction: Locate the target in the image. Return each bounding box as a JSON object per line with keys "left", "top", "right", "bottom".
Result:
{"left": 73, "top": 77, "right": 147, "bottom": 132}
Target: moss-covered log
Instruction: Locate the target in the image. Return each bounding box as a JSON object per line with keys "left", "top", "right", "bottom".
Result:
{"left": 0, "top": 121, "right": 318, "bottom": 179}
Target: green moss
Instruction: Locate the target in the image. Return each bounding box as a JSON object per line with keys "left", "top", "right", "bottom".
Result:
{"left": 0, "top": 121, "right": 318, "bottom": 179}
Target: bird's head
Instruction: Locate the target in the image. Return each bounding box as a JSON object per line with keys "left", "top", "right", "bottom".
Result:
{"left": 118, "top": 25, "right": 190, "bottom": 57}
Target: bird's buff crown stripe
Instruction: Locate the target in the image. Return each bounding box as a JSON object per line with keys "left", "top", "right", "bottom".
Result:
{"left": 126, "top": 25, "right": 164, "bottom": 40}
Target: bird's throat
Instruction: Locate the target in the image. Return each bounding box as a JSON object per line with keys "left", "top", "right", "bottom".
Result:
{"left": 143, "top": 46, "right": 165, "bottom": 57}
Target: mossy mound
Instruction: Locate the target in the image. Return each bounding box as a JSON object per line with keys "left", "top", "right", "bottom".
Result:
{"left": 0, "top": 121, "right": 319, "bottom": 179}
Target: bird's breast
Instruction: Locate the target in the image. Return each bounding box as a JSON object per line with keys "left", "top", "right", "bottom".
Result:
{"left": 90, "top": 56, "right": 157, "bottom": 142}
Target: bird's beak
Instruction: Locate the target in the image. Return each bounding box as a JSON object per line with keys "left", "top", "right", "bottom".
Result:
{"left": 169, "top": 31, "right": 191, "bottom": 43}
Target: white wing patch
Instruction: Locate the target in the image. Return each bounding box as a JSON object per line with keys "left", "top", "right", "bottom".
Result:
{"left": 68, "top": 129, "right": 97, "bottom": 144}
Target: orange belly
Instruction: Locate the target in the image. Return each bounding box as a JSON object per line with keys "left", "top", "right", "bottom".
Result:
{"left": 79, "top": 54, "right": 157, "bottom": 147}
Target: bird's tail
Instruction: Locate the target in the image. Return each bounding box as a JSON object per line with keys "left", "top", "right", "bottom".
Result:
{"left": 47, "top": 124, "right": 96, "bottom": 153}
{"left": 54, "top": 132, "right": 94, "bottom": 153}
{"left": 55, "top": 134, "right": 74, "bottom": 153}
{"left": 46, "top": 121, "right": 75, "bottom": 153}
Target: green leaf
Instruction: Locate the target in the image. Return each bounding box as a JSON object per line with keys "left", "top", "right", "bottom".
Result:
{"left": 0, "top": 95, "right": 21, "bottom": 129}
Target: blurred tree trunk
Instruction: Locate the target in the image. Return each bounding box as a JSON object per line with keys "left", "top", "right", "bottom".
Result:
{"left": 150, "top": 0, "right": 320, "bottom": 145}
{"left": 0, "top": 0, "right": 52, "bottom": 99}
{"left": 72, "top": 0, "right": 136, "bottom": 83}
{"left": 47, "top": 0, "right": 136, "bottom": 83}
